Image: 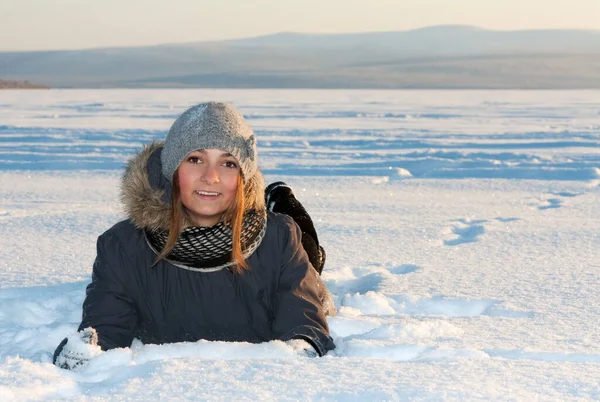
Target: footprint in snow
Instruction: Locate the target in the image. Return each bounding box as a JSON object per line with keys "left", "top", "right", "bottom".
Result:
{"left": 494, "top": 217, "right": 520, "bottom": 223}
{"left": 388, "top": 264, "right": 419, "bottom": 275}
{"left": 535, "top": 191, "right": 581, "bottom": 210}
{"left": 550, "top": 191, "right": 579, "bottom": 198}
{"left": 538, "top": 198, "right": 562, "bottom": 210}
{"left": 443, "top": 218, "right": 487, "bottom": 246}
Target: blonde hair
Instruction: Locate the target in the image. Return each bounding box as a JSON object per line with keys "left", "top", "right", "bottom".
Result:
{"left": 221, "top": 174, "right": 248, "bottom": 272}
{"left": 156, "top": 173, "right": 249, "bottom": 274}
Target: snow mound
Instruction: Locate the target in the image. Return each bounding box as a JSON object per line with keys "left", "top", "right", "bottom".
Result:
{"left": 396, "top": 168, "right": 413, "bottom": 177}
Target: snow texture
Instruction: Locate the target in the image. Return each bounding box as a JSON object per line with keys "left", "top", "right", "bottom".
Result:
{"left": 0, "top": 89, "right": 599, "bottom": 401}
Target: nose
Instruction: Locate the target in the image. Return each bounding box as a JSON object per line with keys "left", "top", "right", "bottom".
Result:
{"left": 200, "top": 165, "right": 220, "bottom": 184}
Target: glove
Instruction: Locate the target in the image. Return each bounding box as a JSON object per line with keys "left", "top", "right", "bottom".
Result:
{"left": 286, "top": 339, "right": 319, "bottom": 358}
{"left": 54, "top": 327, "right": 102, "bottom": 371}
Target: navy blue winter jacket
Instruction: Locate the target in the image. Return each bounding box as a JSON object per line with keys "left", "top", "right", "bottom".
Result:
{"left": 71, "top": 213, "right": 334, "bottom": 356}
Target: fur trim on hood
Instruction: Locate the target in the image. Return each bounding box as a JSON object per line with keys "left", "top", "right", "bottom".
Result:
{"left": 120, "top": 141, "right": 266, "bottom": 231}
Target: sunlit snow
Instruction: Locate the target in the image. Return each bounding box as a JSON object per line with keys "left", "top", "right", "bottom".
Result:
{"left": 1, "top": 89, "right": 599, "bottom": 400}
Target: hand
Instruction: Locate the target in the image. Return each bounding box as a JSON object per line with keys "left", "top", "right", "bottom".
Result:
{"left": 54, "top": 327, "right": 102, "bottom": 371}
{"left": 286, "top": 339, "right": 319, "bottom": 358}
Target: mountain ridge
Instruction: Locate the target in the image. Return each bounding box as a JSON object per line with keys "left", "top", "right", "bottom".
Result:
{"left": 1, "top": 25, "right": 599, "bottom": 89}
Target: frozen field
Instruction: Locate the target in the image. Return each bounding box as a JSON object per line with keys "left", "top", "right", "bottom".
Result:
{"left": 0, "top": 89, "right": 599, "bottom": 401}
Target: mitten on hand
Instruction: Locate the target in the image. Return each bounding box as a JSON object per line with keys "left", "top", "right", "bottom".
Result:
{"left": 286, "top": 339, "right": 319, "bottom": 358}
{"left": 54, "top": 327, "right": 102, "bottom": 371}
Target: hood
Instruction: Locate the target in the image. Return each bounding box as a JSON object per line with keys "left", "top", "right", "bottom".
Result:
{"left": 120, "top": 141, "right": 266, "bottom": 231}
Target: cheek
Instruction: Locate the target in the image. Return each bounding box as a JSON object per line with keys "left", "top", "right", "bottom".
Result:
{"left": 222, "top": 174, "right": 240, "bottom": 198}
{"left": 226, "top": 181, "right": 239, "bottom": 196}
{"left": 177, "top": 170, "right": 190, "bottom": 193}
{"left": 177, "top": 165, "right": 197, "bottom": 191}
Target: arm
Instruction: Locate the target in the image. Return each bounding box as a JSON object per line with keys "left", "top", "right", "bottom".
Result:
{"left": 79, "top": 231, "right": 138, "bottom": 349}
{"left": 272, "top": 217, "right": 336, "bottom": 356}
{"left": 53, "top": 231, "right": 138, "bottom": 366}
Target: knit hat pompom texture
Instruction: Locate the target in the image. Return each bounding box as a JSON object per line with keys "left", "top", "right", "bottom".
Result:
{"left": 161, "top": 102, "right": 257, "bottom": 183}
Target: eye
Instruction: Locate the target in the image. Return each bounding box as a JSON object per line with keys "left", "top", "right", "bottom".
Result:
{"left": 223, "top": 160, "right": 238, "bottom": 169}
{"left": 187, "top": 156, "right": 202, "bottom": 164}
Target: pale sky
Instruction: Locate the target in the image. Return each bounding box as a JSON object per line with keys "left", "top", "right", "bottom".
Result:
{"left": 1, "top": 0, "right": 599, "bottom": 51}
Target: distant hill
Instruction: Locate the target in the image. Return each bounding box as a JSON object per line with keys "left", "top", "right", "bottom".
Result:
{"left": 1, "top": 25, "right": 600, "bottom": 89}
{"left": 0, "top": 79, "right": 49, "bottom": 89}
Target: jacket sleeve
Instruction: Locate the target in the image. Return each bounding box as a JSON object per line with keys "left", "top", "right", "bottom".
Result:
{"left": 77, "top": 231, "right": 138, "bottom": 350}
{"left": 272, "top": 217, "right": 336, "bottom": 356}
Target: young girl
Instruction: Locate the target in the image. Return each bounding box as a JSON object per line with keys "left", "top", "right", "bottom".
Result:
{"left": 53, "top": 102, "right": 335, "bottom": 370}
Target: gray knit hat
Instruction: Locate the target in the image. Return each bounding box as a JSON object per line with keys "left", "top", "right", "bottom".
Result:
{"left": 161, "top": 102, "right": 257, "bottom": 183}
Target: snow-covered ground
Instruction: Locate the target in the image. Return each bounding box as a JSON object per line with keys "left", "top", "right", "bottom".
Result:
{"left": 1, "top": 89, "right": 599, "bottom": 401}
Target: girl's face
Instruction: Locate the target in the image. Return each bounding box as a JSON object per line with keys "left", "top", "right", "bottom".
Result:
{"left": 177, "top": 148, "right": 240, "bottom": 227}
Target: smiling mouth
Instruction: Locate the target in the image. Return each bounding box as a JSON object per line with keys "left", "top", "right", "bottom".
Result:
{"left": 195, "top": 190, "right": 220, "bottom": 196}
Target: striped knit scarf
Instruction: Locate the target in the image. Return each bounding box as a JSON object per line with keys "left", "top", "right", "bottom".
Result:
{"left": 145, "top": 209, "right": 266, "bottom": 272}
